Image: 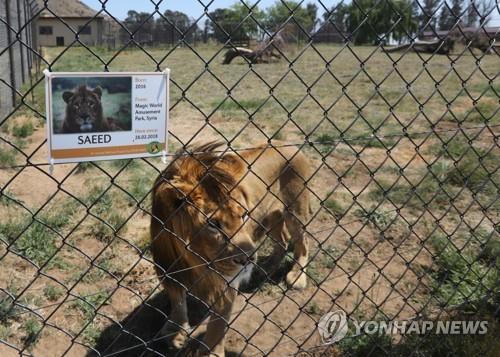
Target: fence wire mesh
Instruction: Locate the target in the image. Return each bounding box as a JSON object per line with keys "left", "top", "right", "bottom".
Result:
{"left": 0, "top": 0, "right": 499, "bottom": 356}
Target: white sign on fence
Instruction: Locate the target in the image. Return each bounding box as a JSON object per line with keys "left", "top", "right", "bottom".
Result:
{"left": 44, "top": 70, "right": 169, "bottom": 164}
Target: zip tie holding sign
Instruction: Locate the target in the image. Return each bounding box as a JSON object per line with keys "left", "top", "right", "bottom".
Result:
{"left": 49, "top": 158, "right": 55, "bottom": 175}
{"left": 162, "top": 150, "right": 168, "bottom": 164}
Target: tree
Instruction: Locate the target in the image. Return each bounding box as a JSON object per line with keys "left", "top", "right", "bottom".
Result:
{"left": 122, "top": 10, "right": 155, "bottom": 44}
{"left": 345, "top": 0, "right": 417, "bottom": 45}
{"left": 477, "top": 0, "right": 496, "bottom": 26}
{"left": 156, "top": 10, "right": 198, "bottom": 45}
{"left": 207, "top": 3, "right": 265, "bottom": 43}
{"left": 464, "top": 0, "right": 479, "bottom": 27}
{"left": 322, "top": 3, "right": 349, "bottom": 31}
{"left": 416, "top": 0, "right": 440, "bottom": 31}
{"left": 306, "top": 2, "right": 319, "bottom": 32}
{"left": 265, "top": 1, "right": 317, "bottom": 34}
{"left": 438, "top": 0, "right": 463, "bottom": 30}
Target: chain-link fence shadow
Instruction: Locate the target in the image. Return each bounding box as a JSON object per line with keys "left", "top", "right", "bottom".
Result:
{"left": 0, "top": 0, "right": 499, "bottom": 356}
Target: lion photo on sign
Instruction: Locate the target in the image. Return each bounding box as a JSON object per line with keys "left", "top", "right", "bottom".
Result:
{"left": 151, "top": 141, "right": 311, "bottom": 356}
{"left": 61, "top": 85, "right": 118, "bottom": 133}
{"left": 51, "top": 76, "right": 133, "bottom": 134}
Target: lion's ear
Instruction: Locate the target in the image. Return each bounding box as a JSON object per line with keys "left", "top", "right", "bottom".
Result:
{"left": 93, "top": 86, "right": 102, "bottom": 98}
{"left": 62, "top": 91, "right": 73, "bottom": 103}
{"left": 156, "top": 179, "right": 192, "bottom": 210}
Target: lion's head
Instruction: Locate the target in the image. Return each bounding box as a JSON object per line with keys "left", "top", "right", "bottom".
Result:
{"left": 151, "top": 142, "right": 256, "bottom": 291}
{"left": 62, "top": 85, "right": 105, "bottom": 133}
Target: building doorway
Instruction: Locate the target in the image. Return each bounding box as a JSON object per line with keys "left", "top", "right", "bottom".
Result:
{"left": 56, "top": 37, "right": 64, "bottom": 46}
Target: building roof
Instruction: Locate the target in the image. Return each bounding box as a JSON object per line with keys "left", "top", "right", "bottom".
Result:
{"left": 35, "top": 0, "right": 103, "bottom": 19}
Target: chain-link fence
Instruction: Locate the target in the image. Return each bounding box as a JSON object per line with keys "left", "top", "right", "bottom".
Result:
{"left": 1, "top": 0, "right": 499, "bottom": 356}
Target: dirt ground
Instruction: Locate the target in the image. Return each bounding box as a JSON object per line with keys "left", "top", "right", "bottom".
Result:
{"left": 0, "top": 43, "right": 498, "bottom": 356}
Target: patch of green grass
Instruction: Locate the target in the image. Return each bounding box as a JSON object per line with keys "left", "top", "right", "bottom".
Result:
{"left": 304, "top": 301, "right": 324, "bottom": 315}
{"left": 43, "top": 285, "right": 64, "bottom": 302}
{"left": 110, "top": 158, "right": 140, "bottom": 170}
{"left": 433, "top": 135, "right": 469, "bottom": 159}
{"left": 128, "top": 173, "right": 154, "bottom": 203}
{"left": 216, "top": 98, "right": 264, "bottom": 112}
{"left": 0, "top": 294, "right": 19, "bottom": 323}
{"left": 22, "top": 318, "right": 41, "bottom": 349}
{"left": 429, "top": 232, "right": 499, "bottom": 307}
{"left": 464, "top": 101, "right": 498, "bottom": 124}
{"left": 354, "top": 136, "right": 397, "bottom": 149}
{"left": 87, "top": 218, "right": 121, "bottom": 242}
{"left": 369, "top": 174, "right": 454, "bottom": 210}
{"left": 319, "top": 246, "right": 337, "bottom": 270}
{"left": 314, "top": 132, "right": 340, "bottom": 155}
{"left": 426, "top": 139, "right": 499, "bottom": 209}
{"left": 471, "top": 82, "right": 500, "bottom": 98}
{"left": 0, "top": 190, "right": 22, "bottom": 207}
{"left": 0, "top": 144, "right": 17, "bottom": 167}
{"left": 271, "top": 129, "right": 287, "bottom": 140}
{"left": 82, "top": 265, "right": 109, "bottom": 284}
{"left": 8, "top": 200, "right": 79, "bottom": 265}
{"left": 39, "top": 200, "right": 79, "bottom": 230}
{"left": 316, "top": 132, "right": 338, "bottom": 145}
{"left": 338, "top": 332, "right": 392, "bottom": 356}
{"left": 14, "top": 222, "right": 59, "bottom": 266}
{"left": 0, "top": 215, "right": 29, "bottom": 243}
{"left": 306, "top": 258, "right": 325, "bottom": 285}
{"left": 323, "top": 198, "right": 345, "bottom": 218}
{"left": 0, "top": 323, "right": 10, "bottom": 340}
{"left": 72, "top": 292, "right": 110, "bottom": 321}
{"left": 83, "top": 188, "right": 129, "bottom": 241}
{"left": 446, "top": 148, "right": 498, "bottom": 195}
{"left": 12, "top": 122, "right": 34, "bottom": 138}
{"left": 81, "top": 322, "right": 101, "bottom": 344}
{"left": 354, "top": 206, "right": 398, "bottom": 231}
{"left": 75, "top": 162, "right": 95, "bottom": 174}
{"left": 19, "top": 293, "right": 43, "bottom": 309}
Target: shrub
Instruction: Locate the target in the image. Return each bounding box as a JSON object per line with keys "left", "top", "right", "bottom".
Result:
{"left": 22, "top": 318, "right": 41, "bottom": 348}
{"left": 12, "top": 122, "right": 34, "bottom": 138}
{"left": 324, "top": 198, "right": 345, "bottom": 217}
{"left": 0, "top": 144, "right": 17, "bottom": 167}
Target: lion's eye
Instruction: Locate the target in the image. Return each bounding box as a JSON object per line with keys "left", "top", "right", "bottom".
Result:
{"left": 207, "top": 219, "right": 222, "bottom": 232}
{"left": 242, "top": 212, "right": 249, "bottom": 222}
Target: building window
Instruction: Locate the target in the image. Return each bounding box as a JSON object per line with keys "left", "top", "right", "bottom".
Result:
{"left": 78, "top": 25, "right": 91, "bottom": 35}
{"left": 39, "top": 26, "right": 53, "bottom": 35}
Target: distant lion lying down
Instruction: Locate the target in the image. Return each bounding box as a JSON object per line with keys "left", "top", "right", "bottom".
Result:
{"left": 151, "top": 141, "right": 311, "bottom": 356}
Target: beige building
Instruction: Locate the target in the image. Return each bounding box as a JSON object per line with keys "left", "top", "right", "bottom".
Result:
{"left": 35, "top": 0, "right": 104, "bottom": 47}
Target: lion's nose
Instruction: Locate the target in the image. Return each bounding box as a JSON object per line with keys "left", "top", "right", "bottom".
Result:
{"left": 232, "top": 241, "right": 256, "bottom": 266}
{"left": 232, "top": 254, "right": 255, "bottom": 266}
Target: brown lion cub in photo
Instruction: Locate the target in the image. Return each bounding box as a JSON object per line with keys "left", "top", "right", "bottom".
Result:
{"left": 61, "top": 85, "right": 123, "bottom": 134}
{"left": 151, "top": 141, "right": 311, "bottom": 356}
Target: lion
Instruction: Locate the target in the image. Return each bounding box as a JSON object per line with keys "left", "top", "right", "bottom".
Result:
{"left": 151, "top": 141, "right": 311, "bottom": 356}
{"left": 61, "top": 85, "right": 124, "bottom": 133}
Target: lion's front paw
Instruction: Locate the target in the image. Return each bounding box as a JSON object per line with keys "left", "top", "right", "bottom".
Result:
{"left": 171, "top": 330, "right": 189, "bottom": 349}
{"left": 160, "top": 322, "right": 190, "bottom": 349}
{"left": 183, "top": 345, "right": 225, "bottom": 357}
{"left": 286, "top": 269, "right": 307, "bottom": 289}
